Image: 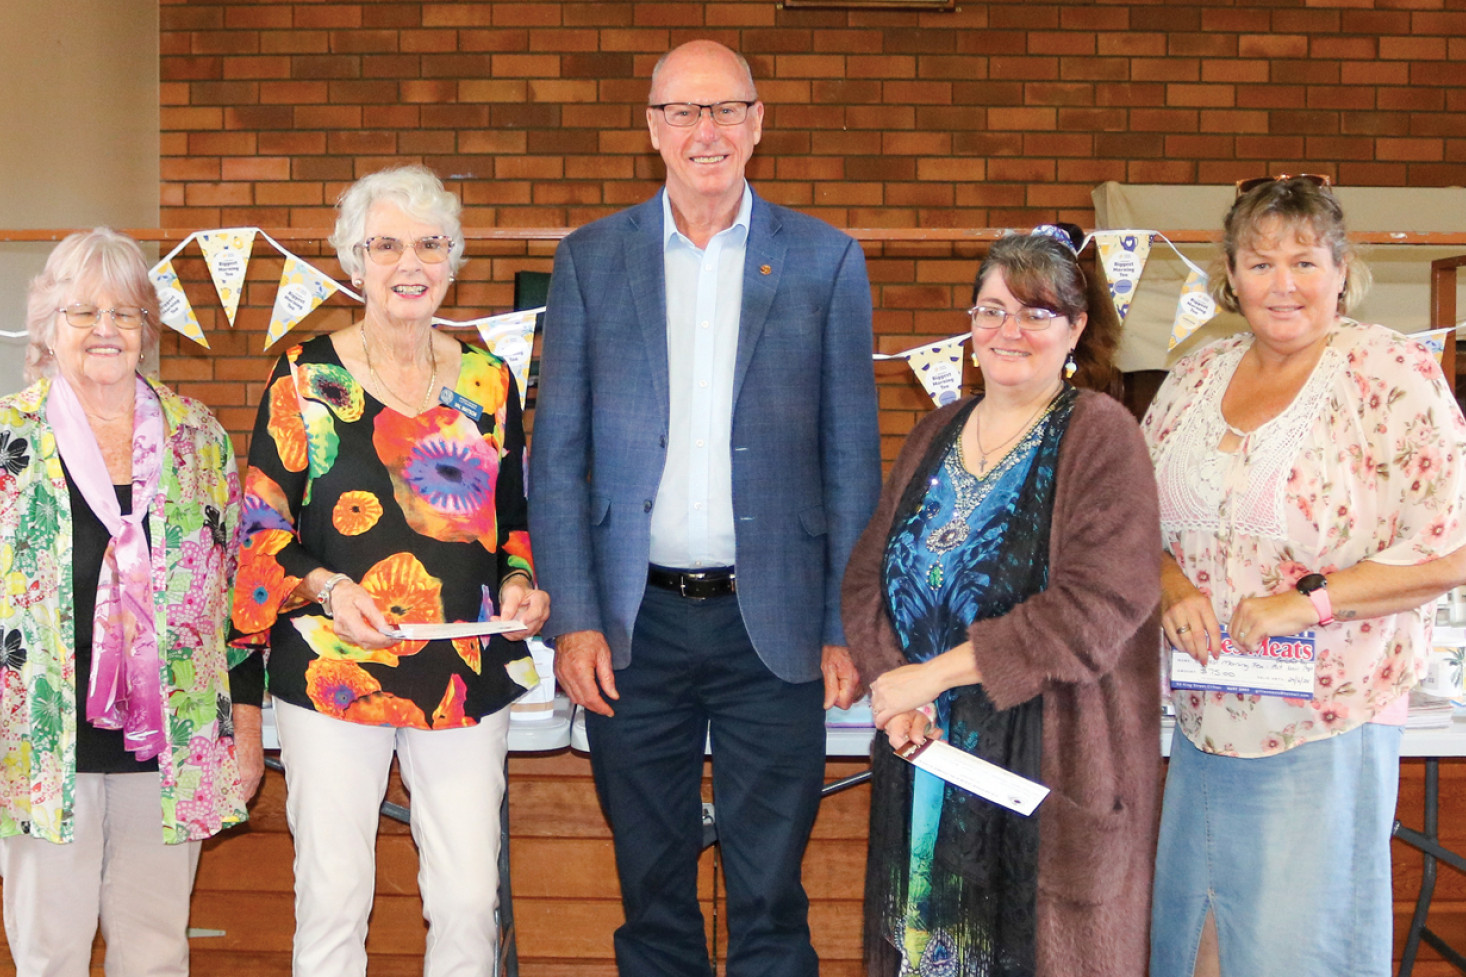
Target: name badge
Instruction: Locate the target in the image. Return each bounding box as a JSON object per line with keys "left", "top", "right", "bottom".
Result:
{"left": 438, "top": 387, "right": 484, "bottom": 421}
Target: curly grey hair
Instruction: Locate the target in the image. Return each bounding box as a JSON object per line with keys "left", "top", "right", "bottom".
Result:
{"left": 329, "top": 164, "right": 466, "bottom": 282}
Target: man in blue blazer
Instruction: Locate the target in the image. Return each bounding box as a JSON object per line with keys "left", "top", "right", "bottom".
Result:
{"left": 529, "top": 39, "right": 881, "bottom": 977}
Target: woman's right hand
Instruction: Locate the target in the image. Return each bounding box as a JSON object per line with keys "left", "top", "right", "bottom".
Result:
{"left": 326, "top": 580, "right": 397, "bottom": 649}
{"left": 882, "top": 705, "right": 943, "bottom": 752}
{"left": 1161, "top": 553, "right": 1222, "bottom": 664}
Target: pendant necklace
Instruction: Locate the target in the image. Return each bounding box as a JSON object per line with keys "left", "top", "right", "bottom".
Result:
{"left": 972, "top": 387, "right": 1058, "bottom": 475}
{"left": 361, "top": 325, "right": 438, "bottom": 414}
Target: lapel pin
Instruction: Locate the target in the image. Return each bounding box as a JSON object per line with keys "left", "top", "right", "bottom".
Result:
{"left": 760, "top": 264, "right": 772, "bottom": 275}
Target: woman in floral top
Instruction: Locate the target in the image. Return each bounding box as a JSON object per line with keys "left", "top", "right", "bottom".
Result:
{"left": 1144, "top": 177, "right": 1466, "bottom": 977}
{"left": 0, "top": 229, "right": 256, "bottom": 976}
{"left": 231, "top": 166, "right": 549, "bottom": 977}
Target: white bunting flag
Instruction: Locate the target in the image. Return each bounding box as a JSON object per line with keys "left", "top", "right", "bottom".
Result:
{"left": 196, "top": 228, "right": 257, "bottom": 328}
{"left": 1407, "top": 326, "right": 1454, "bottom": 366}
{"left": 267, "top": 255, "right": 340, "bottom": 348}
{"left": 471, "top": 309, "right": 541, "bottom": 409}
{"left": 1094, "top": 231, "right": 1154, "bottom": 327}
{"left": 149, "top": 259, "right": 208, "bottom": 348}
{"left": 1169, "top": 265, "right": 1218, "bottom": 350}
{"left": 903, "top": 335, "right": 968, "bottom": 407}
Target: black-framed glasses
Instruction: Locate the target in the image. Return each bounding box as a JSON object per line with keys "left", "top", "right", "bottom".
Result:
{"left": 649, "top": 101, "right": 757, "bottom": 127}
{"left": 57, "top": 305, "right": 148, "bottom": 330}
{"left": 968, "top": 306, "right": 1065, "bottom": 332}
{"left": 1234, "top": 173, "right": 1332, "bottom": 198}
{"left": 357, "top": 235, "right": 454, "bottom": 265}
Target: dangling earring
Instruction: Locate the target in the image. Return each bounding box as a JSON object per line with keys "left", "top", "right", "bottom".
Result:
{"left": 970, "top": 350, "right": 980, "bottom": 368}
{"left": 1064, "top": 349, "right": 1077, "bottom": 379}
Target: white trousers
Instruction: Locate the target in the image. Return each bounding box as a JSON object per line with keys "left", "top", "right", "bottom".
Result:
{"left": 0, "top": 772, "right": 201, "bottom": 977}
{"left": 273, "top": 700, "right": 511, "bottom": 977}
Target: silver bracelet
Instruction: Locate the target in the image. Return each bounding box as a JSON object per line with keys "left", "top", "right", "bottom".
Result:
{"left": 316, "top": 573, "right": 352, "bottom": 618}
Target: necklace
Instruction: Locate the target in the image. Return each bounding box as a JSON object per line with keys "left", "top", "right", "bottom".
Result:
{"left": 972, "top": 386, "right": 1060, "bottom": 475}
{"left": 360, "top": 324, "right": 438, "bottom": 414}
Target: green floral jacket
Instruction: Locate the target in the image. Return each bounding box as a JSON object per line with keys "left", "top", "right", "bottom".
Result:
{"left": 0, "top": 376, "right": 245, "bottom": 844}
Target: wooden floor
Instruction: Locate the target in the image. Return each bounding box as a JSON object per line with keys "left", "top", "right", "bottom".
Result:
{"left": 0, "top": 753, "right": 1460, "bottom": 975}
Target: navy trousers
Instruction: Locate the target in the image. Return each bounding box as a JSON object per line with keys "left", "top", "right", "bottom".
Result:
{"left": 585, "top": 586, "right": 826, "bottom": 977}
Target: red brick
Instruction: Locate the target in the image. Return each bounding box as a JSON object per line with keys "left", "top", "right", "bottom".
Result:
{"left": 1409, "top": 62, "right": 1458, "bottom": 86}
{"left": 1126, "top": 160, "right": 1198, "bottom": 184}
{"left": 490, "top": 54, "right": 562, "bottom": 77}
{"left": 1060, "top": 59, "right": 1129, "bottom": 83}
{"left": 1167, "top": 84, "right": 1236, "bottom": 108}
{"left": 1271, "top": 60, "right": 1341, "bottom": 85}
{"left": 884, "top": 81, "right": 954, "bottom": 105}
{"left": 161, "top": 6, "right": 223, "bottom": 31}
{"left": 1201, "top": 60, "right": 1270, "bottom": 85}
{"left": 526, "top": 128, "right": 599, "bottom": 154}
{"left": 162, "top": 157, "right": 222, "bottom": 181}
{"left": 1170, "top": 33, "right": 1238, "bottom": 58}
{"left": 986, "top": 57, "right": 1059, "bottom": 82}
{"left": 400, "top": 30, "right": 459, "bottom": 54}
{"left": 1410, "top": 114, "right": 1466, "bottom": 138}
{"left": 1200, "top": 109, "right": 1270, "bottom": 134}
{"left": 1412, "top": 11, "right": 1466, "bottom": 33}
{"left": 562, "top": 52, "right": 637, "bottom": 78}
{"left": 987, "top": 158, "right": 1056, "bottom": 183}
{"left": 260, "top": 80, "right": 329, "bottom": 104}
{"left": 293, "top": 105, "right": 364, "bottom": 129}
{"left": 188, "top": 132, "right": 257, "bottom": 155}
{"left": 1378, "top": 87, "right": 1445, "bottom": 111}
{"left": 1056, "top": 107, "right": 1126, "bottom": 131}
{"left": 1302, "top": 136, "right": 1376, "bottom": 162}
{"left": 330, "top": 30, "right": 401, "bottom": 55}
{"left": 1236, "top": 85, "right": 1306, "bottom": 110}
{"left": 185, "top": 183, "right": 254, "bottom": 207}
{"left": 527, "top": 80, "right": 599, "bottom": 103}
{"left": 847, "top": 157, "right": 918, "bottom": 182}
{"left": 328, "top": 80, "right": 399, "bottom": 103}
{"left": 1376, "top": 137, "right": 1445, "bottom": 162}
{"left": 986, "top": 107, "right": 1057, "bottom": 131}
{"left": 1340, "top": 111, "right": 1410, "bottom": 136}
{"left": 363, "top": 5, "right": 420, "bottom": 29}
{"left": 775, "top": 157, "right": 845, "bottom": 181}
{"left": 1061, "top": 7, "right": 1129, "bottom": 31}
{"left": 1311, "top": 37, "right": 1377, "bottom": 60}
{"left": 1200, "top": 9, "right": 1270, "bottom": 32}
{"left": 951, "top": 81, "right": 1023, "bottom": 107}
{"left": 812, "top": 29, "right": 885, "bottom": 55}
{"left": 849, "top": 55, "right": 918, "bottom": 79}
{"left": 222, "top": 157, "right": 292, "bottom": 182}
{"left": 1340, "top": 10, "right": 1411, "bottom": 34}
{"left": 261, "top": 31, "right": 329, "bottom": 55}
{"left": 161, "top": 56, "right": 222, "bottom": 81}
{"left": 1308, "top": 86, "right": 1374, "bottom": 111}
{"left": 776, "top": 104, "right": 846, "bottom": 130}
{"left": 1027, "top": 32, "right": 1096, "bottom": 57}
{"left": 1132, "top": 58, "right": 1200, "bottom": 83}
{"left": 291, "top": 55, "right": 361, "bottom": 80}
{"left": 915, "top": 106, "right": 987, "bottom": 131}
{"left": 224, "top": 56, "right": 291, "bottom": 80}
{"left": 848, "top": 105, "right": 915, "bottom": 130}
{"left": 1056, "top": 159, "right": 1128, "bottom": 184}
{"left": 294, "top": 6, "right": 363, "bottom": 30}
{"left": 1382, "top": 36, "right": 1447, "bottom": 60}
{"left": 955, "top": 31, "right": 1026, "bottom": 57}
{"left": 810, "top": 80, "right": 883, "bottom": 105}
{"left": 192, "top": 30, "right": 260, "bottom": 55}
{"left": 1095, "top": 83, "right": 1166, "bottom": 108}
{"left": 162, "top": 106, "right": 224, "bottom": 130}
{"left": 1023, "top": 132, "right": 1095, "bottom": 157}
{"left": 1095, "top": 132, "right": 1166, "bottom": 158}
{"left": 1097, "top": 33, "right": 1165, "bottom": 58}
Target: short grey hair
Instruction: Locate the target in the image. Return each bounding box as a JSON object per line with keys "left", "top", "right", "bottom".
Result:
{"left": 329, "top": 165, "right": 465, "bottom": 282}
{"left": 25, "top": 228, "right": 161, "bottom": 385}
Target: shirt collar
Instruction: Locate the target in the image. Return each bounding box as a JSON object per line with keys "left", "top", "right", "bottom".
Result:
{"left": 660, "top": 183, "right": 753, "bottom": 252}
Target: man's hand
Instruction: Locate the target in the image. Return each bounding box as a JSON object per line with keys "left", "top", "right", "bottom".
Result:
{"left": 821, "top": 644, "right": 861, "bottom": 710}
{"left": 554, "top": 630, "right": 619, "bottom": 717}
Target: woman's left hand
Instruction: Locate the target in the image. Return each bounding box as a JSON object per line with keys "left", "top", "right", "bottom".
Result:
{"left": 870, "top": 661, "right": 947, "bottom": 730}
{"left": 230, "top": 704, "right": 265, "bottom": 802}
{"left": 494, "top": 576, "right": 549, "bottom": 640}
{"left": 1229, "top": 591, "right": 1318, "bottom": 653}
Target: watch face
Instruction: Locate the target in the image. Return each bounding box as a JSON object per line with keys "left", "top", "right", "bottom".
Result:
{"left": 1297, "top": 573, "right": 1327, "bottom": 594}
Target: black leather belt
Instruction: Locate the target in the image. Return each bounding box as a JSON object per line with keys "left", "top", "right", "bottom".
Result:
{"left": 647, "top": 565, "right": 737, "bottom": 599}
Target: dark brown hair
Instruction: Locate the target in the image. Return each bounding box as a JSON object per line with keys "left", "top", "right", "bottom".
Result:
{"left": 972, "top": 224, "right": 1120, "bottom": 393}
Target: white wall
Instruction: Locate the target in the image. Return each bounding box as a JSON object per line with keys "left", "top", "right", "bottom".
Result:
{"left": 0, "top": 1, "right": 158, "bottom": 394}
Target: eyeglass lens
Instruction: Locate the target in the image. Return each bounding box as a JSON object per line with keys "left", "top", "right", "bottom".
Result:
{"left": 970, "top": 307, "right": 1060, "bottom": 331}
{"left": 363, "top": 237, "right": 452, "bottom": 265}
{"left": 656, "top": 102, "right": 751, "bottom": 127}
{"left": 60, "top": 306, "right": 146, "bottom": 329}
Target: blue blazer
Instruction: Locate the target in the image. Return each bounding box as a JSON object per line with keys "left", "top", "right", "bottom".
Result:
{"left": 528, "top": 190, "right": 881, "bottom": 683}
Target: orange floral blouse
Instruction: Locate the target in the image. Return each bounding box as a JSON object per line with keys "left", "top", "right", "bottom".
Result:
{"left": 230, "top": 336, "right": 538, "bottom": 729}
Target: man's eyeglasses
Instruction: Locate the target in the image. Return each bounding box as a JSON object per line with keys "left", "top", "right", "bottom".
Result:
{"left": 357, "top": 236, "right": 454, "bottom": 265}
{"left": 58, "top": 305, "right": 148, "bottom": 330}
{"left": 1234, "top": 173, "right": 1332, "bottom": 198}
{"left": 968, "top": 306, "right": 1065, "bottom": 332}
{"left": 649, "top": 101, "right": 757, "bottom": 127}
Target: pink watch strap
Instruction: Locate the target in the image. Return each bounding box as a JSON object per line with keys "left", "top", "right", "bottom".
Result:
{"left": 1304, "top": 586, "right": 1333, "bottom": 626}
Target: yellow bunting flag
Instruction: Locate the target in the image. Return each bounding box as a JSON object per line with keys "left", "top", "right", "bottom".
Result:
{"left": 266, "top": 255, "right": 341, "bottom": 348}
{"left": 1094, "top": 231, "right": 1153, "bottom": 327}
{"left": 149, "top": 259, "right": 208, "bottom": 348}
{"left": 472, "top": 309, "right": 540, "bottom": 410}
{"left": 196, "top": 228, "right": 257, "bottom": 328}
{"left": 904, "top": 336, "right": 968, "bottom": 408}
{"left": 1169, "top": 266, "right": 1218, "bottom": 350}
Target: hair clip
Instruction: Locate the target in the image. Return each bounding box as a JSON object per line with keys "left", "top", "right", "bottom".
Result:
{"left": 1031, "top": 224, "right": 1079, "bottom": 254}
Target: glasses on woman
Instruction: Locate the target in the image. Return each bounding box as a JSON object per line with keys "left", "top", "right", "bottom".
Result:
{"left": 968, "top": 306, "right": 1064, "bottom": 332}
{"left": 58, "top": 305, "right": 148, "bottom": 330}
{"left": 649, "top": 101, "right": 757, "bottom": 127}
{"left": 1234, "top": 173, "right": 1332, "bottom": 198}
{"left": 358, "top": 236, "right": 454, "bottom": 265}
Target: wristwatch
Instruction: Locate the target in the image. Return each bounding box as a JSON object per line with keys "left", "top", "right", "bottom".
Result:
{"left": 1296, "top": 573, "right": 1333, "bottom": 627}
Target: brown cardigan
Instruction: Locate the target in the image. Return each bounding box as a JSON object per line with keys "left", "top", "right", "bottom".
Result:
{"left": 842, "top": 389, "right": 1162, "bottom": 977}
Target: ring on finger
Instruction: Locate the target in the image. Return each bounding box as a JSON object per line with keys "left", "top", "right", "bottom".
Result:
{"left": 1175, "top": 624, "right": 1192, "bottom": 635}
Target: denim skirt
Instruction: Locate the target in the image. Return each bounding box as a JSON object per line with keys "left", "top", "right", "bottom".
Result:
{"left": 1150, "top": 723, "right": 1403, "bottom": 977}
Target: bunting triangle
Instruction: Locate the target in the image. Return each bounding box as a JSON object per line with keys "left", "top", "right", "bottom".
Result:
{"left": 149, "top": 259, "right": 208, "bottom": 348}
{"left": 196, "top": 228, "right": 257, "bottom": 328}
{"left": 266, "top": 255, "right": 340, "bottom": 348}
{"left": 1093, "top": 231, "right": 1153, "bottom": 327}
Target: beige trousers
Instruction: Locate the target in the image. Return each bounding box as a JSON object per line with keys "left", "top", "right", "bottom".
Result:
{"left": 0, "top": 772, "right": 201, "bottom": 977}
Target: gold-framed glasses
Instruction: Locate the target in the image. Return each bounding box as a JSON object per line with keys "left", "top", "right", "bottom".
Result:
{"left": 649, "top": 101, "right": 757, "bottom": 127}
{"left": 357, "top": 235, "right": 454, "bottom": 265}
{"left": 1234, "top": 173, "right": 1332, "bottom": 198}
{"left": 968, "top": 306, "right": 1064, "bottom": 332}
{"left": 58, "top": 305, "right": 147, "bottom": 330}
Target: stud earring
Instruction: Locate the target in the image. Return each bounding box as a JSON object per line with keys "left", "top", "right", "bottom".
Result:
{"left": 1064, "top": 349, "right": 1077, "bottom": 379}
{"left": 352, "top": 279, "right": 362, "bottom": 289}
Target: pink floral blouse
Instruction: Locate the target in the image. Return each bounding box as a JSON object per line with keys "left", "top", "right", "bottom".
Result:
{"left": 1143, "top": 321, "right": 1466, "bottom": 758}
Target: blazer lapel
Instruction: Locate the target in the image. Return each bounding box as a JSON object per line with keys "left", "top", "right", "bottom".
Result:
{"left": 733, "top": 194, "right": 785, "bottom": 405}
{"left": 625, "top": 195, "right": 671, "bottom": 425}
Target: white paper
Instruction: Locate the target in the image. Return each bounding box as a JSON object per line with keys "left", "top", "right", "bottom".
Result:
{"left": 382, "top": 620, "right": 524, "bottom": 640}
{"left": 898, "top": 738, "right": 1050, "bottom": 816}
{"left": 1169, "top": 626, "right": 1317, "bottom": 698}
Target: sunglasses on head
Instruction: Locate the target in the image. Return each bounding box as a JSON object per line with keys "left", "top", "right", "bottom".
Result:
{"left": 1234, "top": 173, "right": 1333, "bottom": 198}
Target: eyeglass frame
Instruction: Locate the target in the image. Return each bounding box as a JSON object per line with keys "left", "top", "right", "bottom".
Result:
{"left": 648, "top": 101, "right": 759, "bottom": 127}
{"left": 1233, "top": 173, "right": 1332, "bottom": 198}
{"left": 56, "top": 305, "right": 150, "bottom": 330}
{"left": 355, "top": 235, "right": 456, "bottom": 265}
{"left": 967, "top": 305, "right": 1067, "bottom": 332}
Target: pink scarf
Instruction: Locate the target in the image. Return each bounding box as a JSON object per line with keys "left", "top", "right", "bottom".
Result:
{"left": 47, "top": 374, "right": 168, "bottom": 761}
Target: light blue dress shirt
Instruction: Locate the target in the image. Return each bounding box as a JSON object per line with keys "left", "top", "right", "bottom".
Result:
{"left": 647, "top": 184, "right": 753, "bottom": 569}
